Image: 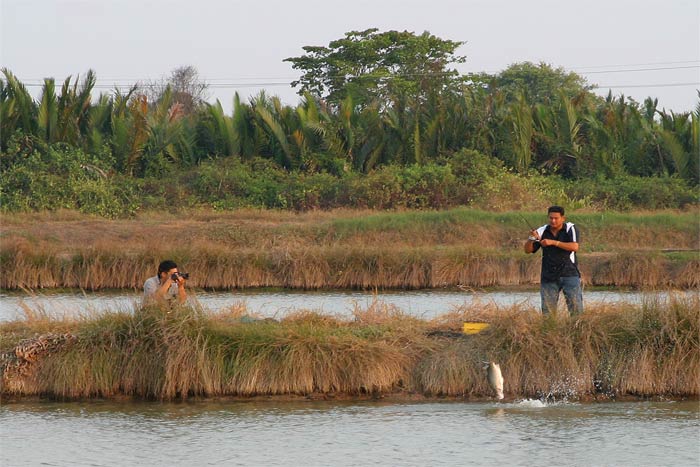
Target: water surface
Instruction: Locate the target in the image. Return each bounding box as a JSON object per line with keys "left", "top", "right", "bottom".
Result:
{"left": 0, "top": 289, "right": 687, "bottom": 322}
{"left": 1, "top": 400, "right": 698, "bottom": 466}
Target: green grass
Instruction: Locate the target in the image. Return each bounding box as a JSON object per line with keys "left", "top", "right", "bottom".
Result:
{"left": 326, "top": 208, "right": 699, "bottom": 235}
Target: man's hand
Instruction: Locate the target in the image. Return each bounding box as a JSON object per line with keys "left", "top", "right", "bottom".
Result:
{"left": 175, "top": 273, "right": 188, "bottom": 303}
{"left": 524, "top": 230, "right": 540, "bottom": 253}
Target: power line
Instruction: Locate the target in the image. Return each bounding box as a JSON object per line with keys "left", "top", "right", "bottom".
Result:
{"left": 12, "top": 62, "right": 700, "bottom": 93}
{"left": 593, "top": 82, "right": 700, "bottom": 89}
{"left": 20, "top": 80, "right": 700, "bottom": 91}
{"left": 582, "top": 65, "right": 700, "bottom": 74}
{"left": 571, "top": 60, "right": 700, "bottom": 70}
{"left": 13, "top": 61, "right": 700, "bottom": 85}
{"left": 21, "top": 82, "right": 293, "bottom": 89}
{"left": 462, "top": 61, "right": 700, "bottom": 75}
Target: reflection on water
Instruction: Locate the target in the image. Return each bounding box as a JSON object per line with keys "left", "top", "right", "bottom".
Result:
{"left": 1, "top": 400, "right": 698, "bottom": 466}
{"left": 0, "top": 288, "right": 691, "bottom": 322}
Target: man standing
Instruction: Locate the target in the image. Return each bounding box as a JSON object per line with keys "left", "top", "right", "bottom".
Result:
{"left": 143, "top": 259, "right": 188, "bottom": 305}
{"left": 524, "top": 206, "right": 583, "bottom": 315}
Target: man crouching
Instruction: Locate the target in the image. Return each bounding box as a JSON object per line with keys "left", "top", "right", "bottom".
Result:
{"left": 143, "top": 259, "right": 188, "bottom": 305}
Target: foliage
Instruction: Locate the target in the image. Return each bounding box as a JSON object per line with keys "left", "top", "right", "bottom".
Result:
{"left": 0, "top": 141, "right": 139, "bottom": 217}
{"left": 1, "top": 29, "right": 699, "bottom": 218}
{"left": 485, "top": 61, "right": 592, "bottom": 105}
{"left": 2, "top": 140, "right": 697, "bottom": 217}
{"left": 285, "top": 28, "right": 466, "bottom": 107}
{"left": 565, "top": 175, "right": 698, "bottom": 210}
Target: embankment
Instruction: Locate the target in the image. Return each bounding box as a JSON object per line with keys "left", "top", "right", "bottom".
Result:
{"left": 1, "top": 208, "right": 698, "bottom": 290}
{"left": 2, "top": 296, "right": 698, "bottom": 401}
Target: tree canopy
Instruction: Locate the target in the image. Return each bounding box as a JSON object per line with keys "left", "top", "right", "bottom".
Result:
{"left": 487, "top": 62, "right": 592, "bottom": 105}
{"left": 285, "top": 28, "right": 467, "bottom": 107}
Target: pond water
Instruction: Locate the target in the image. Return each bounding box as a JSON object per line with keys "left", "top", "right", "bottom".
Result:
{"left": 0, "top": 288, "right": 688, "bottom": 322}
{"left": 1, "top": 399, "right": 698, "bottom": 466}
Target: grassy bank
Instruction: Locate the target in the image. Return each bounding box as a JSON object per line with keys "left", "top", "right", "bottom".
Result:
{"left": 1, "top": 295, "right": 698, "bottom": 400}
{"left": 1, "top": 208, "right": 698, "bottom": 290}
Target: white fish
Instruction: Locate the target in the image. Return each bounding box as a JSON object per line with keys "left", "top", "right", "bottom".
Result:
{"left": 483, "top": 362, "right": 504, "bottom": 400}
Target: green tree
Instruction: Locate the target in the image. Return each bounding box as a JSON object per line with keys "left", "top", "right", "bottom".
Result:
{"left": 285, "top": 29, "right": 466, "bottom": 108}
{"left": 488, "top": 62, "right": 592, "bottom": 106}
{"left": 507, "top": 91, "right": 534, "bottom": 173}
{"left": 1, "top": 68, "right": 38, "bottom": 151}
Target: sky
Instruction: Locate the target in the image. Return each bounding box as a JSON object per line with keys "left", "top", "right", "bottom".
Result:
{"left": 2, "top": 0, "right": 699, "bottom": 113}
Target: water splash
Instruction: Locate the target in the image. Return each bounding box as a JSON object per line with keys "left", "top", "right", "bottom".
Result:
{"left": 515, "top": 399, "right": 548, "bottom": 408}
{"left": 537, "top": 374, "right": 588, "bottom": 402}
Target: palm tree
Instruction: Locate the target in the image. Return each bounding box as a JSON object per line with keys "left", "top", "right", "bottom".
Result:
{"left": 140, "top": 86, "right": 197, "bottom": 174}
{"left": 532, "top": 91, "right": 587, "bottom": 176}
{"left": 253, "top": 92, "right": 295, "bottom": 169}
{"left": 231, "top": 92, "right": 261, "bottom": 160}
{"left": 54, "top": 70, "right": 96, "bottom": 146}
{"left": 86, "top": 93, "right": 114, "bottom": 156}
{"left": 0, "top": 68, "right": 37, "bottom": 150}
{"left": 507, "top": 91, "right": 534, "bottom": 173}
{"left": 111, "top": 88, "right": 148, "bottom": 175}
{"left": 200, "top": 100, "right": 236, "bottom": 158}
{"left": 37, "top": 78, "right": 58, "bottom": 144}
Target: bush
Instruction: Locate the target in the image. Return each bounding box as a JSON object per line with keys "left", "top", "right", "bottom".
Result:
{"left": 0, "top": 144, "right": 139, "bottom": 217}
{"left": 567, "top": 176, "right": 698, "bottom": 210}
{"left": 2, "top": 140, "right": 696, "bottom": 216}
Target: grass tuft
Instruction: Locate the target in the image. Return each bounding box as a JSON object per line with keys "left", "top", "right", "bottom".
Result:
{"left": 1, "top": 294, "right": 698, "bottom": 400}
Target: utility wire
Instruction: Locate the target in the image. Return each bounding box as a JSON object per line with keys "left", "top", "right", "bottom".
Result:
{"left": 14, "top": 62, "right": 700, "bottom": 86}
{"left": 582, "top": 65, "right": 700, "bottom": 74}
{"left": 13, "top": 61, "right": 700, "bottom": 94}
{"left": 594, "top": 82, "right": 700, "bottom": 88}
{"left": 21, "top": 81, "right": 700, "bottom": 90}
{"left": 570, "top": 60, "right": 700, "bottom": 70}
{"left": 16, "top": 60, "right": 700, "bottom": 81}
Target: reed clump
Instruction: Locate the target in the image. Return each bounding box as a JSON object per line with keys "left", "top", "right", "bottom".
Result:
{"left": 1, "top": 295, "right": 698, "bottom": 401}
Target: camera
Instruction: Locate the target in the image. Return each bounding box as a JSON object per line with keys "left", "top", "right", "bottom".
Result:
{"left": 171, "top": 272, "right": 190, "bottom": 281}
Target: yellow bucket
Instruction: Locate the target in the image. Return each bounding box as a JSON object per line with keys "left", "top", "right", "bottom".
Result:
{"left": 463, "top": 322, "right": 490, "bottom": 335}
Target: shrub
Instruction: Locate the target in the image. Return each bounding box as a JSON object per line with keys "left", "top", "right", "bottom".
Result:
{"left": 0, "top": 144, "right": 138, "bottom": 217}
{"left": 567, "top": 176, "right": 698, "bottom": 210}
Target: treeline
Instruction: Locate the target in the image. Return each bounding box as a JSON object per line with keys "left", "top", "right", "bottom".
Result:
{"left": 1, "top": 30, "right": 698, "bottom": 216}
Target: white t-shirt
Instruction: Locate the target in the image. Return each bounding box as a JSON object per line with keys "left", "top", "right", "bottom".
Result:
{"left": 143, "top": 275, "right": 178, "bottom": 303}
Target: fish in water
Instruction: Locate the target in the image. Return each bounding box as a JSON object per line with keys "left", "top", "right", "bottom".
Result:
{"left": 483, "top": 362, "right": 504, "bottom": 400}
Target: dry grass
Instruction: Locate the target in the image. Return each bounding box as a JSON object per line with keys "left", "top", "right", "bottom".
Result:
{"left": 1, "top": 294, "right": 697, "bottom": 400}
{"left": 2, "top": 208, "right": 697, "bottom": 290}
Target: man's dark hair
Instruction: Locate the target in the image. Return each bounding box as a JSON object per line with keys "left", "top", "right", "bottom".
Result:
{"left": 158, "top": 260, "right": 178, "bottom": 275}
{"left": 548, "top": 205, "right": 565, "bottom": 215}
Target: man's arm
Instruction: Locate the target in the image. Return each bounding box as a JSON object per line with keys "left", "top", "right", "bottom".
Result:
{"left": 524, "top": 229, "right": 541, "bottom": 254}
{"left": 540, "top": 225, "right": 580, "bottom": 252}
{"left": 539, "top": 239, "right": 579, "bottom": 251}
{"left": 176, "top": 277, "right": 187, "bottom": 303}
{"left": 155, "top": 279, "right": 175, "bottom": 299}
{"left": 144, "top": 276, "right": 176, "bottom": 303}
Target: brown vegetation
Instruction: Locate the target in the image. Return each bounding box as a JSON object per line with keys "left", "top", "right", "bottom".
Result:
{"left": 1, "top": 208, "right": 698, "bottom": 290}
{"left": 1, "top": 295, "right": 698, "bottom": 401}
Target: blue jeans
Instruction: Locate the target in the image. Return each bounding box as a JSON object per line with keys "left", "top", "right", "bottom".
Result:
{"left": 540, "top": 276, "right": 583, "bottom": 315}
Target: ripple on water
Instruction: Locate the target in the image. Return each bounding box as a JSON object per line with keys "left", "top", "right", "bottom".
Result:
{"left": 1, "top": 400, "right": 699, "bottom": 467}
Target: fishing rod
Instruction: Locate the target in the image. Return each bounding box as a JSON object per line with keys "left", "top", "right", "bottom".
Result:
{"left": 518, "top": 214, "right": 536, "bottom": 232}
{"left": 519, "top": 214, "right": 541, "bottom": 243}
